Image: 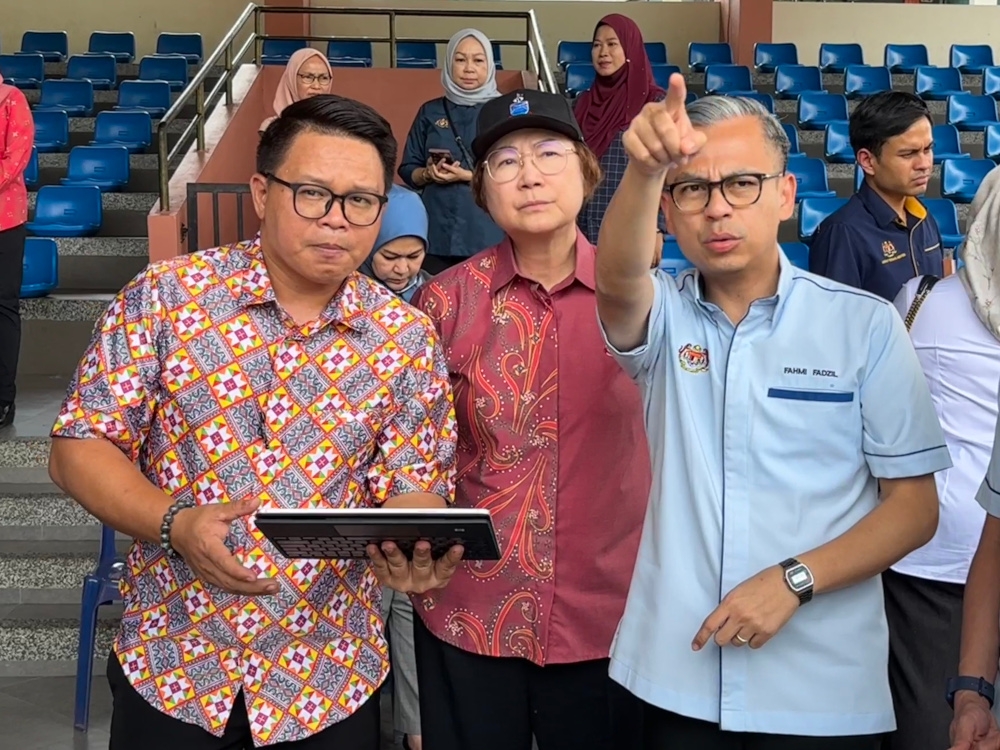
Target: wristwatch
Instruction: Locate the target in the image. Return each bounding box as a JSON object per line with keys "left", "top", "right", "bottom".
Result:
{"left": 779, "top": 558, "right": 814, "bottom": 605}
{"left": 947, "top": 676, "right": 996, "bottom": 708}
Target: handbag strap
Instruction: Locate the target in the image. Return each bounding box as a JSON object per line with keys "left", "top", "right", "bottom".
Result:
{"left": 441, "top": 98, "right": 475, "bottom": 168}
{"left": 903, "top": 275, "right": 941, "bottom": 332}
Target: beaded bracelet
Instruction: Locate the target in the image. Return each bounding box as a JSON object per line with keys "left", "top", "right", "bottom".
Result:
{"left": 160, "top": 498, "right": 196, "bottom": 557}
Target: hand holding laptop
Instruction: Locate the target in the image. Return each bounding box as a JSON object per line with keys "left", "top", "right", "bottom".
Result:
{"left": 367, "top": 540, "right": 465, "bottom": 594}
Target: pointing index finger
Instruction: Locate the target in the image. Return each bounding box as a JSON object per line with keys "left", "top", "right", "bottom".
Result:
{"left": 663, "top": 73, "right": 688, "bottom": 117}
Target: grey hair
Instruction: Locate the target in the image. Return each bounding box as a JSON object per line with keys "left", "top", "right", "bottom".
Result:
{"left": 686, "top": 95, "right": 790, "bottom": 167}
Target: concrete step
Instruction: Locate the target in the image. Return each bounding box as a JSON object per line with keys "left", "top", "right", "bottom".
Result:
{"left": 0, "top": 552, "right": 98, "bottom": 605}
{"left": 0, "top": 603, "right": 120, "bottom": 677}
{"left": 48, "top": 237, "right": 148, "bottom": 293}
{"left": 33, "top": 168, "right": 160, "bottom": 194}
{"left": 18, "top": 298, "right": 114, "bottom": 377}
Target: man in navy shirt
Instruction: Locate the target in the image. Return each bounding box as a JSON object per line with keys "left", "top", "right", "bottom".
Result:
{"left": 809, "top": 92, "right": 942, "bottom": 300}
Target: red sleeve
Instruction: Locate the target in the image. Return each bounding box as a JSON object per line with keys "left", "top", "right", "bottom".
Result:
{"left": 0, "top": 91, "right": 35, "bottom": 191}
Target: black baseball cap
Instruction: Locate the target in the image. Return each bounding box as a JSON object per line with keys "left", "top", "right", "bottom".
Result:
{"left": 471, "top": 89, "right": 585, "bottom": 163}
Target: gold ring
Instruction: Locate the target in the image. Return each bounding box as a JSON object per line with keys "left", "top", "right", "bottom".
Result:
{"left": 735, "top": 634, "right": 750, "bottom": 644}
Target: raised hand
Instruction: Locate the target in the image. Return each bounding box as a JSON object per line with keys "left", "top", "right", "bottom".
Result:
{"left": 621, "top": 73, "right": 707, "bottom": 176}
{"left": 170, "top": 497, "right": 280, "bottom": 596}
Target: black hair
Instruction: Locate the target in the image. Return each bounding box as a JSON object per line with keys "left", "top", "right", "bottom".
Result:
{"left": 256, "top": 94, "right": 397, "bottom": 192}
{"left": 849, "top": 91, "right": 933, "bottom": 158}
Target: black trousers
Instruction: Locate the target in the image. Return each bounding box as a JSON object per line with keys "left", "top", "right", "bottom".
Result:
{"left": 0, "top": 223, "right": 25, "bottom": 403}
{"left": 412, "top": 615, "right": 643, "bottom": 750}
{"left": 642, "top": 704, "right": 883, "bottom": 750}
{"left": 107, "top": 652, "right": 381, "bottom": 750}
{"left": 883, "top": 568, "right": 965, "bottom": 750}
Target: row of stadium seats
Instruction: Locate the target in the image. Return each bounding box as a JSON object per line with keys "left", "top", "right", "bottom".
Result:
{"left": 253, "top": 39, "right": 506, "bottom": 68}
{"left": 3, "top": 30, "right": 202, "bottom": 64}
{"left": 558, "top": 41, "right": 999, "bottom": 75}
{"left": 0, "top": 53, "right": 190, "bottom": 91}
{"left": 17, "top": 79, "right": 172, "bottom": 118}
{"left": 32, "top": 109, "right": 152, "bottom": 153}
{"left": 25, "top": 144, "right": 133, "bottom": 192}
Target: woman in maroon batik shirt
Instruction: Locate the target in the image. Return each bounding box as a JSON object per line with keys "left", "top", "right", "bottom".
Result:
{"left": 410, "top": 88, "right": 651, "bottom": 750}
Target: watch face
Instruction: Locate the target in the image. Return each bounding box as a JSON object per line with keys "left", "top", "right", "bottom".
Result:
{"left": 786, "top": 564, "right": 814, "bottom": 592}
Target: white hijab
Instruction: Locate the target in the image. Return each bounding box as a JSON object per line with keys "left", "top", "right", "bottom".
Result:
{"left": 957, "top": 164, "right": 1000, "bottom": 342}
{"left": 441, "top": 29, "right": 499, "bottom": 107}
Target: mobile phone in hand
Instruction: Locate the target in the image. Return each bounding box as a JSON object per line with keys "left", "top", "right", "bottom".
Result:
{"left": 429, "top": 149, "right": 455, "bottom": 165}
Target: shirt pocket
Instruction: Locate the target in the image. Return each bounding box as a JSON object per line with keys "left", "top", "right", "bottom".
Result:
{"left": 767, "top": 388, "right": 855, "bottom": 403}
{"left": 923, "top": 242, "right": 941, "bottom": 254}
{"left": 757, "top": 386, "right": 862, "bottom": 469}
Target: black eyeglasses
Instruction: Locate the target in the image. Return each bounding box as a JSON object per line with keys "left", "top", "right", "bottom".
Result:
{"left": 264, "top": 173, "right": 388, "bottom": 226}
{"left": 665, "top": 172, "right": 785, "bottom": 214}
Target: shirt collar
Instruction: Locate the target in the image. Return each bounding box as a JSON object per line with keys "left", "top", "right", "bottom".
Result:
{"left": 857, "top": 181, "right": 927, "bottom": 228}
{"left": 229, "top": 233, "right": 368, "bottom": 331}
{"left": 687, "top": 246, "right": 796, "bottom": 318}
{"left": 489, "top": 227, "right": 596, "bottom": 296}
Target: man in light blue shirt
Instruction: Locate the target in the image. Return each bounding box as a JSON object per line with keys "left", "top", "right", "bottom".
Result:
{"left": 595, "top": 81, "right": 951, "bottom": 749}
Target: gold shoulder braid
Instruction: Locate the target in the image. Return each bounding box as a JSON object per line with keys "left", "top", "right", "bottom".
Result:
{"left": 903, "top": 275, "right": 941, "bottom": 332}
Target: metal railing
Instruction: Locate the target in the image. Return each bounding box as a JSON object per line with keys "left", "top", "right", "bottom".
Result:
{"left": 157, "top": 3, "right": 557, "bottom": 211}
{"left": 186, "top": 182, "right": 254, "bottom": 252}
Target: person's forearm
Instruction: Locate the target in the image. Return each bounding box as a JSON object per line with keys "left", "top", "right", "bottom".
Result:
{"left": 410, "top": 167, "right": 430, "bottom": 187}
{"left": 383, "top": 492, "right": 447, "bottom": 509}
{"left": 958, "top": 515, "right": 1000, "bottom": 682}
{"left": 49, "top": 436, "right": 172, "bottom": 544}
{"left": 596, "top": 164, "right": 666, "bottom": 299}
{"left": 797, "top": 475, "right": 938, "bottom": 595}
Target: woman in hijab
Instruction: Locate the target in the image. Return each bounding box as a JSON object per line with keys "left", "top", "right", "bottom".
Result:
{"left": 259, "top": 48, "right": 333, "bottom": 132}
{"left": 892, "top": 166, "right": 1000, "bottom": 750}
{"left": 399, "top": 29, "right": 503, "bottom": 274}
{"left": 0, "top": 73, "right": 34, "bottom": 429}
{"left": 575, "top": 14, "right": 666, "bottom": 246}
{"left": 361, "top": 184, "right": 432, "bottom": 304}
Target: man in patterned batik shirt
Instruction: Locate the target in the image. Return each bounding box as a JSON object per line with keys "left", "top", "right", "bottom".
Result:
{"left": 48, "top": 96, "right": 462, "bottom": 750}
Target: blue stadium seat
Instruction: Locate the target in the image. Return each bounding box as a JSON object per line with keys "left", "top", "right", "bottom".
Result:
{"left": 493, "top": 43, "right": 503, "bottom": 70}
{"left": 91, "top": 110, "right": 153, "bottom": 153}
{"left": 986, "top": 123, "right": 1000, "bottom": 162}
{"left": 32, "top": 110, "right": 70, "bottom": 152}
{"left": 797, "top": 92, "right": 848, "bottom": 131}
{"left": 781, "top": 242, "right": 810, "bottom": 270}
{"left": 20, "top": 237, "right": 58, "bottom": 298}
{"left": 326, "top": 41, "right": 372, "bottom": 67}
{"left": 931, "top": 124, "right": 969, "bottom": 164}
{"left": 34, "top": 79, "right": 94, "bottom": 117}
{"left": 89, "top": 31, "right": 136, "bottom": 63}
{"left": 396, "top": 42, "right": 437, "bottom": 69}
{"left": 754, "top": 43, "right": 797, "bottom": 73}
{"left": 742, "top": 92, "right": 775, "bottom": 113}
{"left": 660, "top": 237, "right": 694, "bottom": 277}
{"left": 951, "top": 44, "right": 994, "bottom": 75}
{"left": 688, "top": 43, "right": 732, "bottom": 73}
{"left": 774, "top": 65, "right": 824, "bottom": 99}
{"left": 885, "top": 44, "right": 929, "bottom": 74}
{"left": 782, "top": 123, "right": 804, "bottom": 159}
{"left": 924, "top": 198, "right": 964, "bottom": 250}
{"left": 156, "top": 31, "right": 202, "bottom": 65}
{"left": 261, "top": 39, "right": 308, "bottom": 66}
{"left": 67, "top": 54, "right": 117, "bottom": 90}
{"left": 156, "top": 33, "right": 203, "bottom": 64}
{"left": 941, "top": 158, "right": 996, "bottom": 203}
{"left": 984, "top": 67, "right": 1000, "bottom": 100}
{"left": 819, "top": 43, "right": 863, "bottom": 74}
{"left": 645, "top": 42, "right": 667, "bottom": 65}
{"left": 139, "top": 55, "right": 189, "bottom": 91}
{"left": 116, "top": 80, "right": 171, "bottom": 118}
{"left": 564, "top": 64, "right": 596, "bottom": 97}
{"left": 557, "top": 41, "right": 590, "bottom": 70}
{"left": 844, "top": 65, "right": 891, "bottom": 99}
{"left": 789, "top": 158, "right": 837, "bottom": 201}
{"left": 948, "top": 94, "right": 999, "bottom": 131}
{"left": 799, "top": 198, "right": 848, "bottom": 243}
{"left": 0, "top": 53, "right": 44, "bottom": 89}
{"left": 26, "top": 185, "right": 103, "bottom": 237}
{"left": 651, "top": 64, "right": 681, "bottom": 91}
{"left": 704, "top": 65, "right": 755, "bottom": 96}
{"left": 915, "top": 66, "right": 965, "bottom": 101}
{"left": 824, "top": 121, "right": 854, "bottom": 164}
{"left": 24, "top": 146, "right": 39, "bottom": 189}
{"left": 20, "top": 31, "right": 68, "bottom": 62}
{"left": 61, "top": 145, "right": 131, "bottom": 192}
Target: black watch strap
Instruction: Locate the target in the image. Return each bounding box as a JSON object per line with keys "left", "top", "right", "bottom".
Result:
{"left": 779, "top": 557, "right": 814, "bottom": 605}
{"left": 947, "top": 676, "right": 996, "bottom": 708}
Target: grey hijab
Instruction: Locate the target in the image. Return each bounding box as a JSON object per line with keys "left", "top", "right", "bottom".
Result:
{"left": 441, "top": 29, "right": 500, "bottom": 107}
{"left": 957, "top": 164, "right": 1000, "bottom": 342}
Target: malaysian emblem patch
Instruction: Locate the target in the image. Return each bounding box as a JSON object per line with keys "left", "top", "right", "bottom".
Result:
{"left": 679, "top": 344, "right": 709, "bottom": 373}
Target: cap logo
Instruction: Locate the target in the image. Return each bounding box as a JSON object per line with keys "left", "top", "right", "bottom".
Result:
{"left": 509, "top": 93, "right": 529, "bottom": 117}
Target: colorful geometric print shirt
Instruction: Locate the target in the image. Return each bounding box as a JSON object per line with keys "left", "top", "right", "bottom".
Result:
{"left": 50, "top": 235, "right": 457, "bottom": 746}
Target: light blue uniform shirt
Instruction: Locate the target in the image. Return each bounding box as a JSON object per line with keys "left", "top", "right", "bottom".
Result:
{"left": 602, "top": 251, "right": 951, "bottom": 737}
